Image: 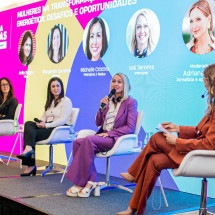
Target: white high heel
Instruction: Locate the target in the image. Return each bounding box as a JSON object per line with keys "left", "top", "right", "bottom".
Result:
{"left": 66, "top": 186, "right": 83, "bottom": 197}
{"left": 78, "top": 181, "right": 100, "bottom": 198}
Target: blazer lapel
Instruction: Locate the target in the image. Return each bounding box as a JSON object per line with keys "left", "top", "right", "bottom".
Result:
{"left": 197, "top": 115, "right": 210, "bottom": 130}
{"left": 114, "top": 99, "right": 127, "bottom": 123}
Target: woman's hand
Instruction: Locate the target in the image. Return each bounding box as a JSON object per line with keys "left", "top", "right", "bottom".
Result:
{"left": 100, "top": 96, "right": 109, "bottom": 108}
{"left": 163, "top": 133, "right": 177, "bottom": 145}
{"left": 96, "top": 132, "right": 109, "bottom": 138}
{"left": 162, "top": 122, "right": 180, "bottom": 132}
{"left": 36, "top": 121, "right": 46, "bottom": 128}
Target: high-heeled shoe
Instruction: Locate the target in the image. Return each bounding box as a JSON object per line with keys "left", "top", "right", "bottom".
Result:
{"left": 120, "top": 172, "right": 135, "bottom": 183}
{"left": 66, "top": 186, "right": 83, "bottom": 197}
{"left": 20, "top": 166, "right": 37, "bottom": 177}
{"left": 78, "top": 181, "right": 100, "bottom": 198}
{"left": 17, "top": 150, "right": 35, "bottom": 160}
{"left": 116, "top": 206, "right": 136, "bottom": 215}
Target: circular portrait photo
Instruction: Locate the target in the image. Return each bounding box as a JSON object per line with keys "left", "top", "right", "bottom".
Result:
{"left": 126, "top": 9, "right": 160, "bottom": 58}
{"left": 182, "top": 0, "right": 215, "bottom": 55}
{"left": 47, "top": 24, "right": 69, "bottom": 64}
{"left": 18, "top": 30, "right": 36, "bottom": 66}
{"left": 83, "top": 17, "right": 110, "bottom": 61}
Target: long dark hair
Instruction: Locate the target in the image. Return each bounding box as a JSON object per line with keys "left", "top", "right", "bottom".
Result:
{"left": 85, "top": 17, "right": 108, "bottom": 60}
{"left": 0, "top": 77, "right": 15, "bottom": 104}
{"left": 19, "top": 31, "right": 34, "bottom": 65}
{"left": 48, "top": 25, "right": 63, "bottom": 63}
{"left": 45, "top": 77, "right": 64, "bottom": 110}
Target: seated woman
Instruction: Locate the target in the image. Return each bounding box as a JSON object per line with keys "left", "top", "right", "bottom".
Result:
{"left": 17, "top": 77, "right": 73, "bottom": 176}
{"left": 66, "top": 73, "right": 138, "bottom": 198}
{"left": 117, "top": 63, "right": 215, "bottom": 215}
{"left": 0, "top": 77, "right": 18, "bottom": 120}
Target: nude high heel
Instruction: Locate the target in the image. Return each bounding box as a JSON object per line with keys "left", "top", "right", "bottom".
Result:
{"left": 120, "top": 173, "right": 135, "bottom": 182}
{"left": 116, "top": 206, "right": 136, "bottom": 215}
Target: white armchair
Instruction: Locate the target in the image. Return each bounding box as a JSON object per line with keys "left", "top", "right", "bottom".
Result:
{"left": 0, "top": 104, "right": 22, "bottom": 164}
{"left": 172, "top": 150, "right": 215, "bottom": 215}
{"left": 96, "top": 111, "right": 143, "bottom": 194}
{"left": 36, "top": 108, "right": 80, "bottom": 177}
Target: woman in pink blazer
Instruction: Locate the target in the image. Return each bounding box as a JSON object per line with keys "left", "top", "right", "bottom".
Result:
{"left": 66, "top": 73, "right": 138, "bottom": 198}
{"left": 117, "top": 64, "right": 215, "bottom": 215}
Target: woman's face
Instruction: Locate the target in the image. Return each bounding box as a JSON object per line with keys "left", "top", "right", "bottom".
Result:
{"left": 89, "top": 22, "right": 103, "bottom": 61}
{"left": 135, "top": 15, "right": 150, "bottom": 46}
{"left": 50, "top": 80, "right": 62, "bottom": 98}
{"left": 0, "top": 79, "right": 10, "bottom": 95}
{"left": 22, "top": 37, "right": 32, "bottom": 57}
{"left": 189, "top": 8, "right": 210, "bottom": 39}
{"left": 111, "top": 75, "right": 124, "bottom": 95}
{"left": 52, "top": 28, "right": 61, "bottom": 52}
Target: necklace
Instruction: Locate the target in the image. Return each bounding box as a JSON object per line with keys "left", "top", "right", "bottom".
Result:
{"left": 195, "top": 43, "right": 212, "bottom": 54}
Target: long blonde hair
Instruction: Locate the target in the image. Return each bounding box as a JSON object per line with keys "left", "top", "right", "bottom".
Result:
{"left": 131, "top": 10, "right": 156, "bottom": 55}
{"left": 109, "top": 73, "right": 131, "bottom": 100}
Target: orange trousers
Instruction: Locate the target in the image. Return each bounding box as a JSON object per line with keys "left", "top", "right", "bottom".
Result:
{"left": 128, "top": 132, "right": 179, "bottom": 214}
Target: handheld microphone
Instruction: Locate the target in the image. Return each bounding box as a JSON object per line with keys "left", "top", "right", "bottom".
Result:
{"left": 34, "top": 118, "right": 42, "bottom": 123}
{"left": 201, "top": 90, "right": 207, "bottom": 98}
{"left": 100, "top": 89, "right": 116, "bottom": 109}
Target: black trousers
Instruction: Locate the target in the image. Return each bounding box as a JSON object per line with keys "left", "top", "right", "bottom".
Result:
{"left": 22, "top": 121, "right": 54, "bottom": 166}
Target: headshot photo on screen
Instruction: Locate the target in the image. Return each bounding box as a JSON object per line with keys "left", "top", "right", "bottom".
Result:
{"left": 182, "top": 0, "right": 215, "bottom": 55}
{"left": 126, "top": 9, "right": 160, "bottom": 58}
{"left": 18, "top": 30, "right": 36, "bottom": 66}
{"left": 83, "top": 17, "right": 110, "bottom": 61}
{"left": 47, "top": 24, "right": 69, "bottom": 64}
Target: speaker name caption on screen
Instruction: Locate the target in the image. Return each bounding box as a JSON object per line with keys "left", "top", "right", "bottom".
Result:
{"left": 80, "top": 67, "right": 109, "bottom": 77}
{"left": 129, "top": 64, "right": 154, "bottom": 76}
{"left": 43, "top": 69, "right": 70, "bottom": 75}
{"left": 18, "top": 71, "right": 34, "bottom": 78}
{"left": 176, "top": 64, "right": 207, "bottom": 83}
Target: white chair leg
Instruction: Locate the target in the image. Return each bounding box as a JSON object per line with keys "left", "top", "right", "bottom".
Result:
{"left": 19, "top": 132, "right": 23, "bottom": 168}
{"left": 60, "top": 150, "right": 73, "bottom": 183}
{"left": 41, "top": 144, "right": 54, "bottom": 176}
{"left": 157, "top": 176, "right": 168, "bottom": 207}
{"left": 6, "top": 133, "right": 20, "bottom": 165}
{"left": 98, "top": 157, "right": 134, "bottom": 194}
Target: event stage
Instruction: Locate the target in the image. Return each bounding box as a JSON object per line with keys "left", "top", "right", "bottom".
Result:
{"left": 0, "top": 157, "right": 215, "bottom": 215}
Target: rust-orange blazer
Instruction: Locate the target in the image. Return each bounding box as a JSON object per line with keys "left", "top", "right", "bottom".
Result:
{"left": 169, "top": 109, "right": 215, "bottom": 164}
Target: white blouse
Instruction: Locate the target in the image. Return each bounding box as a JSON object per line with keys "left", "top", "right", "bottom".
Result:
{"left": 40, "top": 96, "right": 73, "bottom": 128}
{"left": 103, "top": 100, "right": 121, "bottom": 131}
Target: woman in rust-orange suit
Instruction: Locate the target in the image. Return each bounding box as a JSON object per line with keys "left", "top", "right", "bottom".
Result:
{"left": 117, "top": 63, "right": 215, "bottom": 215}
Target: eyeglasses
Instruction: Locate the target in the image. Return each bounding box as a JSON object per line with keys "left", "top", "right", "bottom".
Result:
{"left": 1, "top": 83, "right": 9, "bottom": 87}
